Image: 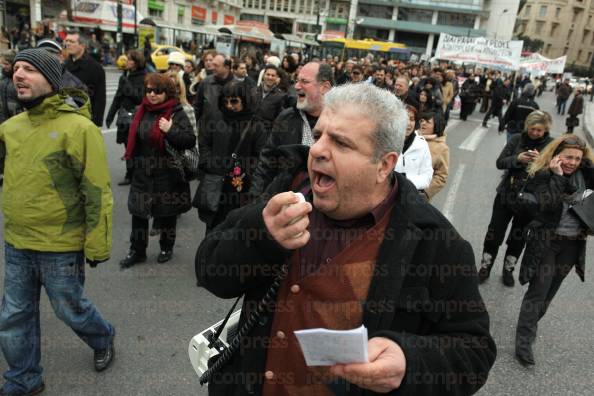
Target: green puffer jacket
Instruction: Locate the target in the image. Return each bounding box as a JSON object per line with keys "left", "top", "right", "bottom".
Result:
{"left": 0, "top": 89, "right": 113, "bottom": 261}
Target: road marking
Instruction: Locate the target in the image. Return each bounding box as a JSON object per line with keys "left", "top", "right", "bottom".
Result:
{"left": 442, "top": 164, "right": 466, "bottom": 222}
{"left": 459, "top": 125, "right": 488, "bottom": 151}
{"left": 445, "top": 119, "right": 461, "bottom": 133}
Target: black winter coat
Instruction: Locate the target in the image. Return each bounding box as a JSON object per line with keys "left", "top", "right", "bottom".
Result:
{"left": 64, "top": 52, "right": 106, "bottom": 126}
{"left": 193, "top": 113, "right": 268, "bottom": 227}
{"left": 127, "top": 104, "right": 196, "bottom": 218}
{"left": 460, "top": 79, "right": 480, "bottom": 103}
{"left": 0, "top": 73, "right": 20, "bottom": 124}
{"left": 249, "top": 106, "right": 304, "bottom": 197}
{"left": 502, "top": 95, "right": 539, "bottom": 135}
{"left": 194, "top": 73, "right": 234, "bottom": 172}
{"left": 196, "top": 145, "right": 496, "bottom": 396}
{"left": 495, "top": 132, "right": 553, "bottom": 196}
{"left": 489, "top": 82, "right": 507, "bottom": 111}
{"left": 518, "top": 163, "right": 594, "bottom": 284}
{"left": 106, "top": 69, "right": 147, "bottom": 144}
{"left": 251, "top": 85, "right": 288, "bottom": 126}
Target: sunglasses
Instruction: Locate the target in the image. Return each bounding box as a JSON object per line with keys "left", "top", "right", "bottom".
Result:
{"left": 145, "top": 87, "right": 163, "bottom": 95}
{"left": 561, "top": 137, "right": 586, "bottom": 148}
{"left": 224, "top": 98, "right": 241, "bottom": 105}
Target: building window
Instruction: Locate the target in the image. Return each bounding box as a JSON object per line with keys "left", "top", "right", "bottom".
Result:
{"left": 546, "top": 43, "right": 552, "bottom": 54}
{"left": 555, "top": 7, "right": 561, "bottom": 18}
{"left": 551, "top": 23, "right": 558, "bottom": 36}
{"left": 535, "top": 21, "right": 544, "bottom": 34}
{"left": 437, "top": 12, "right": 474, "bottom": 28}
{"left": 539, "top": 5, "right": 547, "bottom": 18}
{"left": 584, "top": 30, "right": 591, "bottom": 43}
{"left": 240, "top": 13, "right": 265, "bottom": 22}
{"left": 524, "top": 5, "right": 531, "bottom": 16}
{"left": 326, "top": 23, "right": 346, "bottom": 33}
{"left": 178, "top": 8, "right": 185, "bottom": 24}
{"left": 290, "top": 0, "right": 296, "bottom": 12}
{"left": 568, "top": 29, "right": 573, "bottom": 40}
{"left": 148, "top": 8, "right": 163, "bottom": 18}
{"left": 577, "top": 49, "right": 582, "bottom": 60}
{"left": 354, "top": 26, "right": 389, "bottom": 41}
{"left": 573, "top": 11, "right": 581, "bottom": 23}
{"left": 297, "top": 23, "right": 316, "bottom": 33}
{"left": 588, "top": 52, "right": 593, "bottom": 63}
{"left": 358, "top": 4, "right": 393, "bottom": 20}
{"left": 398, "top": 7, "right": 433, "bottom": 23}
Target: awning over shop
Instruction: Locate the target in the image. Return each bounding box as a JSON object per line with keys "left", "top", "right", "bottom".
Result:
{"left": 280, "top": 34, "right": 305, "bottom": 48}
{"left": 217, "top": 21, "right": 274, "bottom": 44}
{"left": 60, "top": 0, "right": 145, "bottom": 34}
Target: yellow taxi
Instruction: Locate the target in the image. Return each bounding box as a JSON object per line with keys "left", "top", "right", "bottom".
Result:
{"left": 116, "top": 44, "right": 194, "bottom": 71}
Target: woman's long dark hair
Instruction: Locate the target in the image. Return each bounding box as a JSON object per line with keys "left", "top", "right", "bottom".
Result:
{"left": 419, "top": 110, "right": 446, "bottom": 136}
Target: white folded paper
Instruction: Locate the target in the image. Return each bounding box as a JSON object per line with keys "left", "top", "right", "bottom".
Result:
{"left": 294, "top": 325, "right": 369, "bottom": 366}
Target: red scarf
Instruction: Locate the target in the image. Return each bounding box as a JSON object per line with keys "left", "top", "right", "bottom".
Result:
{"left": 124, "top": 97, "right": 178, "bottom": 160}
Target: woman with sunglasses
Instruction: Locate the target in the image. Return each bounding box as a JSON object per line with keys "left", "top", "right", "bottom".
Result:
{"left": 119, "top": 73, "right": 196, "bottom": 268}
{"left": 478, "top": 111, "right": 553, "bottom": 287}
{"left": 514, "top": 135, "right": 594, "bottom": 366}
{"left": 418, "top": 111, "right": 449, "bottom": 200}
{"left": 194, "top": 80, "right": 267, "bottom": 233}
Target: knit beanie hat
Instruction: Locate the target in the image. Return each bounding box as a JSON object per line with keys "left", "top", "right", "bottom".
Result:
{"left": 14, "top": 48, "right": 63, "bottom": 91}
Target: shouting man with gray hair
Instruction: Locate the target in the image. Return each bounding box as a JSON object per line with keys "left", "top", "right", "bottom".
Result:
{"left": 249, "top": 61, "right": 334, "bottom": 198}
{"left": 196, "top": 83, "right": 496, "bottom": 395}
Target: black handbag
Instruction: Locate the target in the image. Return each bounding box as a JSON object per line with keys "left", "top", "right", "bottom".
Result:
{"left": 116, "top": 108, "right": 133, "bottom": 129}
{"left": 511, "top": 178, "right": 539, "bottom": 217}
{"left": 196, "top": 173, "right": 225, "bottom": 213}
{"left": 570, "top": 191, "right": 594, "bottom": 234}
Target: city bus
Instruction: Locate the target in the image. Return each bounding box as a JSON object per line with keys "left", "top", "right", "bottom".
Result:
{"left": 319, "top": 38, "right": 411, "bottom": 61}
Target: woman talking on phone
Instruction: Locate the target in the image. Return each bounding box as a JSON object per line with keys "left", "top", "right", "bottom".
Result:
{"left": 514, "top": 134, "right": 594, "bottom": 366}
{"left": 478, "top": 111, "right": 553, "bottom": 287}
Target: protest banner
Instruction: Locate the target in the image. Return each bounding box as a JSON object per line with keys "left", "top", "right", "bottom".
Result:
{"left": 519, "top": 53, "right": 567, "bottom": 74}
{"left": 434, "top": 34, "right": 524, "bottom": 69}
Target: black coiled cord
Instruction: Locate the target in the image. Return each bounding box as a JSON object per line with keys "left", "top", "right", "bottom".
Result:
{"left": 199, "top": 263, "right": 289, "bottom": 385}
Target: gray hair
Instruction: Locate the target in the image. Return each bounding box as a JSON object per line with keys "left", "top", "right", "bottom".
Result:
{"left": 323, "top": 83, "right": 407, "bottom": 161}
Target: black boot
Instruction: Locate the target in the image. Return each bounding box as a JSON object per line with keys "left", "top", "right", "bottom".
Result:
{"left": 119, "top": 249, "right": 147, "bottom": 269}
{"left": 502, "top": 255, "right": 517, "bottom": 287}
{"left": 477, "top": 253, "right": 494, "bottom": 283}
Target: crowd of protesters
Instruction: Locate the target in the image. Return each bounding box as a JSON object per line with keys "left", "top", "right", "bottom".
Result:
{"left": 0, "top": 27, "right": 593, "bottom": 395}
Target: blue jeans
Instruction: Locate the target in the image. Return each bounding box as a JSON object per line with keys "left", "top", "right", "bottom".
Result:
{"left": 558, "top": 98, "right": 568, "bottom": 114}
{"left": 0, "top": 244, "right": 114, "bottom": 394}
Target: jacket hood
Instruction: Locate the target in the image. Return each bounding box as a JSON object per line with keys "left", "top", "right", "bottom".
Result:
{"left": 26, "top": 87, "right": 92, "bottom": 121}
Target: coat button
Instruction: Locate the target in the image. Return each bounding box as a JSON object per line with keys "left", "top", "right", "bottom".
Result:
{"left": 276, "top": 330, "right": 286, "bottom": 339}
{"left": 290, "top": 284, "right": 300, "bottom": 294}
{"left": 265, "top": 370, "right": 274, "bottom": 380}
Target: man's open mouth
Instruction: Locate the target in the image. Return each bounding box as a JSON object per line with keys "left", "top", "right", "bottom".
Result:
{"left": 312, "top": 170, "right": 336, "bottom": 193}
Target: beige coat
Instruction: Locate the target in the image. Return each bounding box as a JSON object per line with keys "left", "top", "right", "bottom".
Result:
{"left": 424, "top": 134, "right": 450, "bottom": 199}
{"left": 442, "top": 81, "right": 454, "bottom": 112}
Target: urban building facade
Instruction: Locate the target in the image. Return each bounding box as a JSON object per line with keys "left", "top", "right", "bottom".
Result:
{"left": 239, "top": 0, "right": 520, "bottom": 55}
{"left": 515, "top": 0, "right": 594, "bottom": 68}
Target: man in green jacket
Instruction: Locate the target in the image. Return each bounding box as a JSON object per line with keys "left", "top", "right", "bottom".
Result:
{"left": 0, "top": 48, "right": 115, "bottom": 396}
